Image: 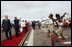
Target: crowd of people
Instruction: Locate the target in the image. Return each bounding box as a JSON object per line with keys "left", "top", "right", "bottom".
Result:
{"left": 1, "top": 13, "right": 71, "bottom": 41}
{"left": 55, "top": 19, "right": 71, "bottom": 29}
{"left": 1, "top": 14, "right": 42, "bottom": 40}
{"left": 32, "top": 21, "right": 41, "bottom": 30}
{"left": 1, "top": 14, "right": 29, "bottom": 40}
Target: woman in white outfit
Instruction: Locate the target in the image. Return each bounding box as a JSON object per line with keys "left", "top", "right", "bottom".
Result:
{"left": 21, "top": 20, "right": 26, "bottom": 32}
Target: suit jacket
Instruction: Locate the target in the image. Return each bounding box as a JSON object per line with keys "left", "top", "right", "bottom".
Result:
{"left": 14, "top": 19, "right": 19, "bottom": 29}
{"left": 2, "top": 19, "right": 12, "bottom": 30}
{"left": 32, "top": 21, "right": 35, "bottom": 26}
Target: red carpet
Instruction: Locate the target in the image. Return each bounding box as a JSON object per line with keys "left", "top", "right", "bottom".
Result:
{"left": 1, "top": 27, "right": 31, "bottom": 46}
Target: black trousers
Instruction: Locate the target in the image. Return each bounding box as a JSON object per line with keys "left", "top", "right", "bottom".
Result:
{"left": 15, "top": 27, "right": 19, "bottom": 37}
{"left": 32, "top": 26, "right": 35, "bottom": 30}
{"left": 5, "top": 29, "right": 12, "bottom": 39}
{"left": 25, "top": 27, "right": 28, "bottom": 31}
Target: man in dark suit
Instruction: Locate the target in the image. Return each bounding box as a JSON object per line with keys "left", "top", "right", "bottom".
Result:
{"left": 38, "top": 21, "right": 41, "bottom": 29}
{"left": 2, "top": 15, "right": 12, "bottom": 40}
{"left": 14, "top": 17, "right": 20, "bottom": 37}
{"left": 32, "top": 21, "right": 36, "bottom": 30}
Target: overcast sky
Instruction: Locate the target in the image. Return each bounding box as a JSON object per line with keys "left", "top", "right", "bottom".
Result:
{"left": 1, "top": 1, "right": 71, "bottom": 21}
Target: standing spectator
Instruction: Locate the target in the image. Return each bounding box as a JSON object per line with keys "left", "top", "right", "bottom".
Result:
{"left": 2, "top": 14, "right": 12, "bottom": 40}
{"left": 69, "top": 19, "right": 71, "bottom": 28}
{"left": 21, "top": 20, "right": 25, "bottom": 32}
{"left": 38, "top": 21, "right": 41, "bottom": 29}
{"left": 32, "top": 21, "right": 36, "bottom": 30}
{"left": 25, "top": 20, "right": 28, "bottom": 31}
{"left": 14, "top": 17, "right": 19, "bottom": 37}
{"left": 63, "top": 19, "right": 67, "bottom": 30}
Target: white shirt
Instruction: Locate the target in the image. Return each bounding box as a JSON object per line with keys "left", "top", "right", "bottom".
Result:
{"left": 21, "top": 22, "right": 25, "bottom": 27}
